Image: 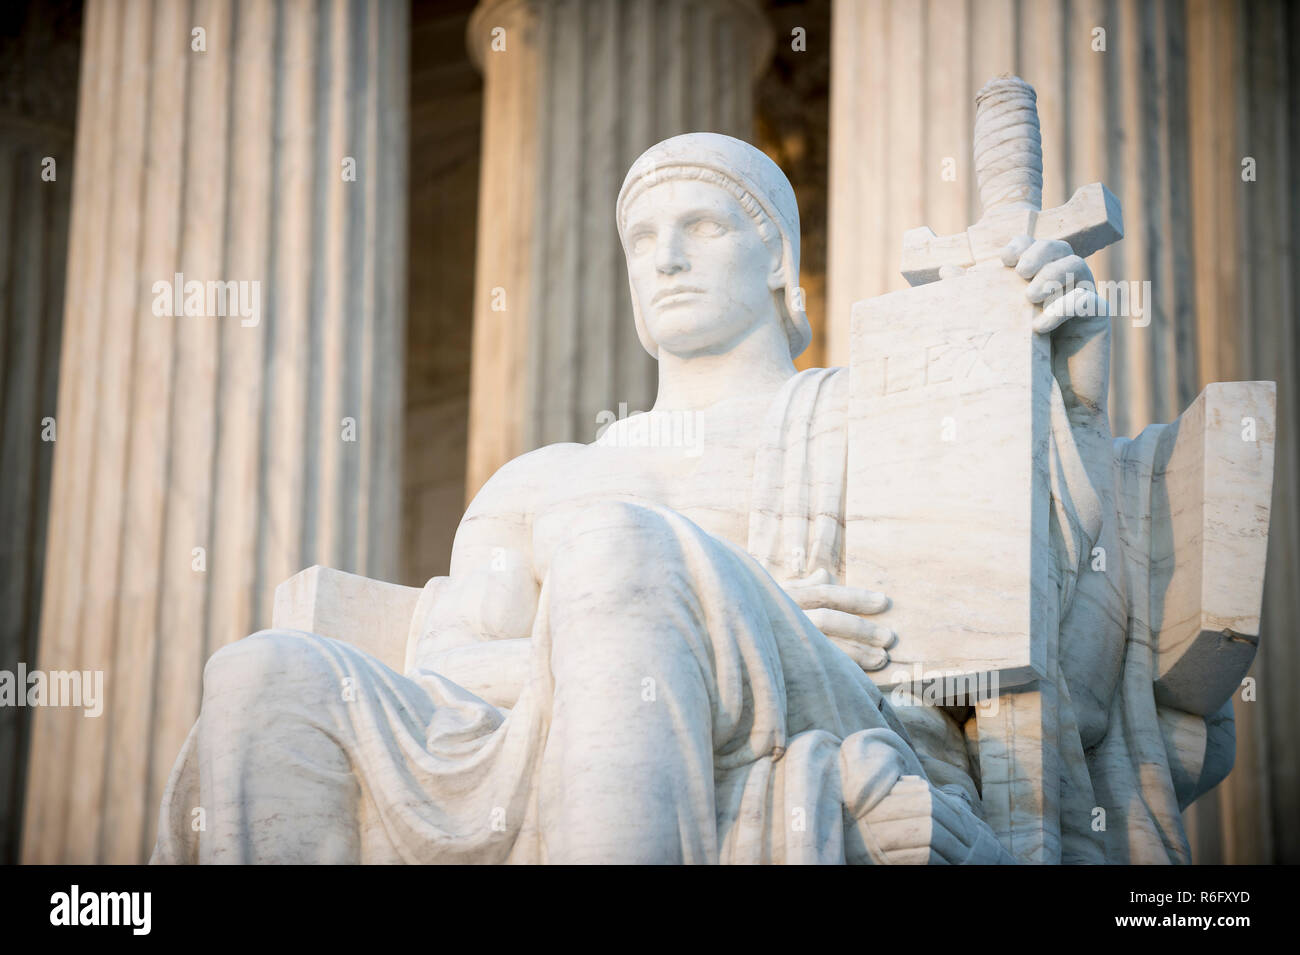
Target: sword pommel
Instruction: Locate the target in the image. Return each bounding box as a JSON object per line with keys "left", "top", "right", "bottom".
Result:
{"left": 974, "top": 74, "right": 1043, "bottom": 214}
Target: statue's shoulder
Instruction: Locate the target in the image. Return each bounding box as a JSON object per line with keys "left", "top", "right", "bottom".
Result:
{"left": 461, "top": 443, "right": 589, "bottom": 530}
{"left": 471, "top": 442, "right": 588, "bottom": 510}
{"left": 513, "top": 441, "right": 589, "bottom": 469}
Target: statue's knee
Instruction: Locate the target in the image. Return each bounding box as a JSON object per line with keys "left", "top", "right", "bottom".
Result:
{"left": 203, "top": 629, "right": 335, "bottom": 698}
{"left": 551, "top": 499, "right": 676, "bottom": 567}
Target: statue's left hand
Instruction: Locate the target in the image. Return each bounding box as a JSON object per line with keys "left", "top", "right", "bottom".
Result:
{"left": 1000, "top": 234, "right": 1111, "bottom": 420}
{"left": 782, "top": 567, "right": 896, "bottom": 672}
{"left": 998, "top": 235, "right": 1104, "bottom": 333}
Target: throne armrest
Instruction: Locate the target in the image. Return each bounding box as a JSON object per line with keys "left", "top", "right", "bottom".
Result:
{"left": 271, "top": 565, "right": 425, "bottom": 672}
{"left": 1147, "top": 381, "right": 1275, "bottom": 715}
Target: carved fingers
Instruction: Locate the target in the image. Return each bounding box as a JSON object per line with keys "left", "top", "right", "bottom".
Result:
{"left": 820, "top": 636, "right": 886, "bottom": 672}
{"left": 863, "top": 776, "right": 991, "bottom": 864}
{"left": 782, "top": 568, "right": 896, "bottom": 672}
{"left": 1001, "top": 234, "right": 1106, "bottom": 334}
{"left": 783, "top": 568, "right": 891, "bottom": 617}
{"left": 802, "top": 608, "right": 895, "bottom": 648}
{"left": 788, "top": 583, "right": 889, "bottom": 615}
{"left": 1026, "top": 254, "right": 1091, "bottom": 302}
{"left": 809, "top": 612, "right": 895, "bottom": 672}
{"left": 1035, "top": 286, "right": 1103, "bottom": 334}
{"left": 1007, "top": 236, "right": 1071, "bottom": 278}
{"left": 999, "top": 233, "right": 1033, "bottom": 266}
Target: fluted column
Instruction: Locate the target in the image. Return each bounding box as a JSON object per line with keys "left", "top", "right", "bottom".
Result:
{"left": 827, "top": 0, "right": 1197, "bottom": 433}
{"left": 463, "top": 0, "right": 772, "bottom": 497}
{"left": 0, "top": 3, "right": 79, "bottom": 864}
{"left": 1180, "top": 0, "right": 1298, "bottom": 867}
{"left": 827, "top": 0, "right": 1300, "bottom": 863}
{"left": 22, "top": 0, "right": 408, "bottom": 864}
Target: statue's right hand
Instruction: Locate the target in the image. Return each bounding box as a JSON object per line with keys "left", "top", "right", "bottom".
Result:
{"left": 859, "top": 775, "right": 1013, "bottom": 864}
{"left": 782, "top": 568, "right": 896, "bottom": 672}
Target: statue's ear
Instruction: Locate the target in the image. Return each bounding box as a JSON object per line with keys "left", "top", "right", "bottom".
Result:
{"left": 766, "top": 259, "right": 784, "bottom": 292}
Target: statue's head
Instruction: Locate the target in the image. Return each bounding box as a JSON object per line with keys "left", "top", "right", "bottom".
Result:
{"left": 616, "top": 132, "right": 809, "bottom": 361}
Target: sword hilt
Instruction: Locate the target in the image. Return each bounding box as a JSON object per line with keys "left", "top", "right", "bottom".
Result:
{"left": 974, "top": 74, "right": 1043, "bottom": 214}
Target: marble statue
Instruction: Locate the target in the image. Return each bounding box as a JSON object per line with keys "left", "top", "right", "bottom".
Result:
{"left": 151, "top": 79, "right": 1274, "bottom": 865}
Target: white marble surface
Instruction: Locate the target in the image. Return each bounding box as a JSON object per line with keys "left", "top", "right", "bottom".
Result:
{"left": 847, "top": 261, "right": 1054, "bottom": 689}
{"left": 1147, "top": 381, "right": 1276, "bottom": 714}
{"left": 152, "top": 132, "right": 1017, "bottom": 865}
{"left": 150, "top": 109, "right": 1275, "bottom": 866}
{"left": 271, "top": 566, "right": 422, "bottom": 673}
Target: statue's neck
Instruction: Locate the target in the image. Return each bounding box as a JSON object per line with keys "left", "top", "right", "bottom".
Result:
{"left": 652, "top": 323, "right": 798, "bottom": 413}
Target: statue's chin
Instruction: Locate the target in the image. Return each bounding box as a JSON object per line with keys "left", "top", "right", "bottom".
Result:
{"left": 648, "top": 315, "right": 759, "bottom": 360}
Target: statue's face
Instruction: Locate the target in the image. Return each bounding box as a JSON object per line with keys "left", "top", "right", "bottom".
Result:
{"left": 623, "top": 178, "right": 781, "bottom": 358}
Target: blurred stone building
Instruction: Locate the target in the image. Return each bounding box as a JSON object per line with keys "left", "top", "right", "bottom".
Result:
{"left": 1, "top": 0, "right": 1296, "bottom": 863}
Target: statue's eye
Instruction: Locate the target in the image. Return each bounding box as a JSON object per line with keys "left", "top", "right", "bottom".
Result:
{"left": 690, "top": 218, "right": 727, "bottom": 238}
{"left": 631, "top": 232, "right": 655, "bottom": 255}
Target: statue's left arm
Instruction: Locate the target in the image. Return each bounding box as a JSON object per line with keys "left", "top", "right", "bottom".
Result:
{"left": 1002, "top": 237, "right": 1147, "bottom": 759}
{"left": 886, "top": 237, "right": 1125, "bottom": 808}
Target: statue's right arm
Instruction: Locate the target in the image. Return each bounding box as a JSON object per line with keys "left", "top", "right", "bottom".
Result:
{"left": 408, "top": 449, "right": 556, "bottom": 706}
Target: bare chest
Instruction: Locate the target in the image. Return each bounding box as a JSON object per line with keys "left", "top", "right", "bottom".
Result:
{"left": 535, "top": 413, "right": 763, "bottom": 548}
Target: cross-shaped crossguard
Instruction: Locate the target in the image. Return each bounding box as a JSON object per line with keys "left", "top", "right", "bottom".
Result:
{"left": 900, "top": 74, "right": 1124, "bottom": 286}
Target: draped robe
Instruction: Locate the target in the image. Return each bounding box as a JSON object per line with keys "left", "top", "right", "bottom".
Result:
{"left": 151, "top": 366, "right": 1187, "bottom": 864}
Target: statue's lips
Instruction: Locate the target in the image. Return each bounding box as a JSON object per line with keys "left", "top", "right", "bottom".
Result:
{"left": 652, "top": 287, "right": 705, "bottom": 307}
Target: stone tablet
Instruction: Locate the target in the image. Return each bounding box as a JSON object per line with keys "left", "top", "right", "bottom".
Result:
{"left": 846, "top": 261, "right": 1053, "bottom": 694}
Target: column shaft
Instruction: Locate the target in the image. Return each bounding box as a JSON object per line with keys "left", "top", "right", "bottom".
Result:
{"left": 22, "top": 0, "right": 409, "bottom": 864}
{"left": 0, "top": 4, "right": 78, "bottom": 864}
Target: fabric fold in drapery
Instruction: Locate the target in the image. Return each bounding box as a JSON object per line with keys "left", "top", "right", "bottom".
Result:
{"left": 1086, "top": 426, "right": 1194, "bottom": 864}
{"left": 154, "top": 367, "right": 1014, "bottom": 864}
{"left": 151, "top": 364, "right": 1182, "bottom": 865}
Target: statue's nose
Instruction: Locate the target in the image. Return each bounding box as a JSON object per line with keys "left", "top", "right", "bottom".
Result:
{"left": 656, "top": 234, "right": 688, "bottom": 274}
